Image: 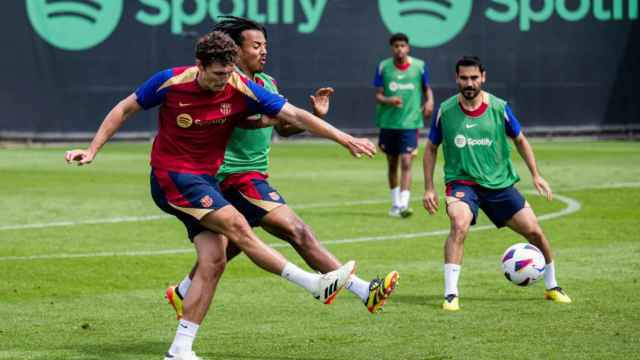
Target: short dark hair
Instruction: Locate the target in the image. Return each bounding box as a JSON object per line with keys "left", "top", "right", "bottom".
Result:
{"left": 389, "top": 33, "right": 409, "bottom": 45}
{"left": 195, "top": 31, "right": 238, "bottom": 68}
{"left": 456, "top": 56, "right": 485, "bottom": 74}
{"left": 212, "top": 16, "right": 267, "bottom": 47}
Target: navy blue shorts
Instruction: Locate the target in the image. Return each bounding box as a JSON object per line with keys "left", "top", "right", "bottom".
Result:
{"left": 445, "top": 182, "right": 526, "bottom": 228}
{"left": 378, "top": 128, "right": 419, "bottom": 155}
{"left": 150, "top": 168, "right": 230, "bottom": 241}
{"left": 220, "top": 172, "right": 286, "bottom": 227}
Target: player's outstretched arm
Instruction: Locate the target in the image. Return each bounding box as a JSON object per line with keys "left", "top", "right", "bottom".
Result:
{"left": 275, "top": 87, "right": 334, "bottom": 137}
{"left": 65, "top": 93, "right": 142, "bottom": 165}
{"left": 274, "top": 102, "right": 376, "bottom": 158}
{"left": 513, "top": 133, "right": 553, "bottom": 201}
{"left": 423, "top": 139, "right": 439, "bottom": 214}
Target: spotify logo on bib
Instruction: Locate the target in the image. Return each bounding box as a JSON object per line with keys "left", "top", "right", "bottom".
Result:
{"left": 26, "top": 0, "right": 123, "bottom": 51}
{"left": 378, "top": 0, "right": 473, "bottom": 48}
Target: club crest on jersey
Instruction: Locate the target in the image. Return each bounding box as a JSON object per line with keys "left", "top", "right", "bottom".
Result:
{"left": 220, "top": 103, "right": 232, "bottom": 116}
{"left": 176, "top": 113, "right": 193, "bottom": 128}
{"left": 200, "top": 195, "right": 214, "bottom": 208}
{"left": 268, "top": 192, "right": 281, "bottom": 201}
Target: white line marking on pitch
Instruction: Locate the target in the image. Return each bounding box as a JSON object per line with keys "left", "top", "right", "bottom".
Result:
{"left": 0, "top": 193, "right": 581, "bottom": 261}
{"left": 1, "top": 178, "right": 618, "bottom": 232}
{"left": 0, "top": 199, "right": 396, "bottom": 232}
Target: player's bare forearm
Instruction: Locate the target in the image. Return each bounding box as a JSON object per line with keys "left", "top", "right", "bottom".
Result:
{"left": 276, "top": 103, "right": 347, "bottom": 145}
{"left": 423, "top": 87, "right": 434, "bottom": 120}
{"left": 237, "top": 115, "right": 275, "bottom": 130}
{"left": 88, "top": 94, "right": 141, "bottom": 154}
{"left": 274, "top": 121, "right": 305, "bottom": 137}
{"left": 423, "top": 140, "right": 438, "bottom": 191}
{"left": 275, "top": 87, "right": 331, "bottom": 137}
{"left": 375, "top": 88, "right": 401, "bottom": 107}
{"left": 513, "top": 133, "right": 540, "bottom": 178}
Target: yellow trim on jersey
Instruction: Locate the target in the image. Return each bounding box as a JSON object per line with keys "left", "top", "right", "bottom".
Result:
{"left": 157, "top": 67, "right": 198, "bottom": 92}
{"left": 239, "top": 192, "right": 283, "bottom": 212}
{"left": 228, "top": 71, "right": 257, "bottom": 101}
{"left": 169, "top": 203, "right": 214, "bottom": 220}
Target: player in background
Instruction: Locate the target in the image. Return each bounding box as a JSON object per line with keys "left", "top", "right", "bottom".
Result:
{"left": 422, "top": 56, "right": 572, "bottom": 312}
{"left": 65, "top": 31, "right": 375, "bottom": 360}
{"left": 374, "top": 33, "right": 434, "bottom": 218}
{"left": 166, "top": 17, "right": 399, "bottom": 318}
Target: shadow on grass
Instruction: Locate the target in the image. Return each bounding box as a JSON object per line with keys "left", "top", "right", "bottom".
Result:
{"left": 391, "top": 293, "right": 540, "bottom": 309}
{"left": 60, "top": 341, "right": 167, "bottom": 358}
{"left": 206, "top": 353, "right": 334, "bottom": 360}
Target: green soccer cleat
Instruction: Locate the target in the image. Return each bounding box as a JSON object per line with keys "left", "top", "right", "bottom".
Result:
{"left": 366, "top": 270, "right": 400, "bottom": 313}
{"left": 544, "top": 286, "right": 572, "bottom": 304}
{"left": 165, "top": 285, "right": 184, "bottom": 320}
{"left": 442, "top": 294, "right": 460, "bottom": 311}
{"left": 399, "top": 207, "right": 414, "bottom": 218}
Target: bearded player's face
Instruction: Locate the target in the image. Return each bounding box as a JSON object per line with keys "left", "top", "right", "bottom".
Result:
{"left": 456, "top": 66, "right": 486, "bottom": 100}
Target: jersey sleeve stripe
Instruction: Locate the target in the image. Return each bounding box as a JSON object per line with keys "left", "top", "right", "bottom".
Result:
{"left": 228, "top": 72, "right": 257, "bottom": 101}
{"left": 157, "top": 67, "right": 198, "bottom": 92}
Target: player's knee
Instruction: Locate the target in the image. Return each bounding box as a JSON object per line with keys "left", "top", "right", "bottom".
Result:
{"left": 226, "top": 213, "right": 252, "bottom": 237}
{"left": 450, "top": 219, "right": 470, "bottom": 240}
{"left": 525, "top": 226, "right": 545, "bottom": 243}
{"left": 197, "top": 255, "right": 226, "bottom": 281}
{"left": 287, "top": 220, "right": 316, "bottom": 248}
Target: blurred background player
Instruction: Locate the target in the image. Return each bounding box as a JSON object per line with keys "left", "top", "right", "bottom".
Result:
{"left": 374, "top": 33, "right": 434, "bottom": 218}
{"left": 65, "top": 31, "right": 376, "bottom": 360}
{"left": 422, "top": 56, "right": 572, "bottom": 312}
{"left": 166, "top": 17, "right": 399, "bottom": 320}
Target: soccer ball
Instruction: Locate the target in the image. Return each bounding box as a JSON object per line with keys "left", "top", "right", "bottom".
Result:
{"left": 501, "top": 243, "right": 546, "bottom": 286}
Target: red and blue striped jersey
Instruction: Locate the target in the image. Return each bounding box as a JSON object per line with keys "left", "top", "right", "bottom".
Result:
{"left": 135, "top": 66, "right": 286, "bottom": 175}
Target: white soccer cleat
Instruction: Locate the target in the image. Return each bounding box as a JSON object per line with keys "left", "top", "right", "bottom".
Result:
{"left": 388, "top": 206, "right": 402, "bottom": 217}
{"left": 314, "top": 260, "right": 356, "bottom": 304}
{"left": 164, "top": 350, "right": 202, "bottom": 360}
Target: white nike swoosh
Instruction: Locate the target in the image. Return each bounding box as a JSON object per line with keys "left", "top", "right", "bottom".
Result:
{"left": 465, "top": 124, "right": 478, "bottom": 128}
{"left": 178, "top": 102, "right": 192, "bottom": 107}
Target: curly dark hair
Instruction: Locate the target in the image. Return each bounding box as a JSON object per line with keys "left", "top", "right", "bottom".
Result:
{"left": 195, "top": 31, "right": 238, "bottom": 68}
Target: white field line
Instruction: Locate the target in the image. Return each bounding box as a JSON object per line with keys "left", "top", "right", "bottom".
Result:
{"left": 0, "top": 193, "right": 581, "bottom": 262}
{"left": 1, "top": 179, "right": 621, "bottom": 232}
{"left": 0, "top": 199, "right": 394, "bottom": 232}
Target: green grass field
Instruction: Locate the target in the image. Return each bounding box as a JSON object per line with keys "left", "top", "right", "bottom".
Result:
{"left": 1, "top": 140, "right": 639, "bottom": 360}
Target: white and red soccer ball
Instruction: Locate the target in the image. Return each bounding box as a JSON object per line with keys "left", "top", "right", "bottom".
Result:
{"left": 501, "top": 243, "right": 546, "bottom": 286}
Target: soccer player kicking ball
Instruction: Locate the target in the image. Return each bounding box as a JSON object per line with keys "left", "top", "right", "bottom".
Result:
{"left": 65, "top": 31, "right": 375, "bottom": 360}
{"left": 165, "top": 17, "right": 399, "bottom": 322}
{"left": 422, "top": 56, "right": 572, "bottom": 312}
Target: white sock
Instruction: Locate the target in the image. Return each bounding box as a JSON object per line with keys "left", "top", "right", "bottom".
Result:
{"left": 281, "top": 262, "right": 319, "bottom": 294}
{"left": 391, "top": 187, "right": 400, "bottom": 208}
{"left": 444, "top": 263, "right": 461, "bottom": 297}
{"left": 177, "top": 274, "right": 192, "bottom": 299}
{"left": 345, "top": 275, "right": 371, "bottom": 303}
{"left": 544, "top": 261, "right": 558, "bottom": 289}
{"left": 400, "top": 190, "right": 410, "bottom": 208}
{"left": 169, "top": 319, "right": 199, "bottom": 355}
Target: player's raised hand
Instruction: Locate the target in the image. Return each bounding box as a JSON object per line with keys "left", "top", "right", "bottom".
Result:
{"left": 533, "top": 175, "right": 553, "bottom": 201}
{"left": 423, "top": 189, "right": 439, "bottom": 214}
{"left": 309, "top": 87, "right": 334, "bottom": 117}
{"left": 65, "top": 149, "right": 95, "bottom": 166}
{"left": 345, "top": 136, "right": 376, "bottom": 158}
